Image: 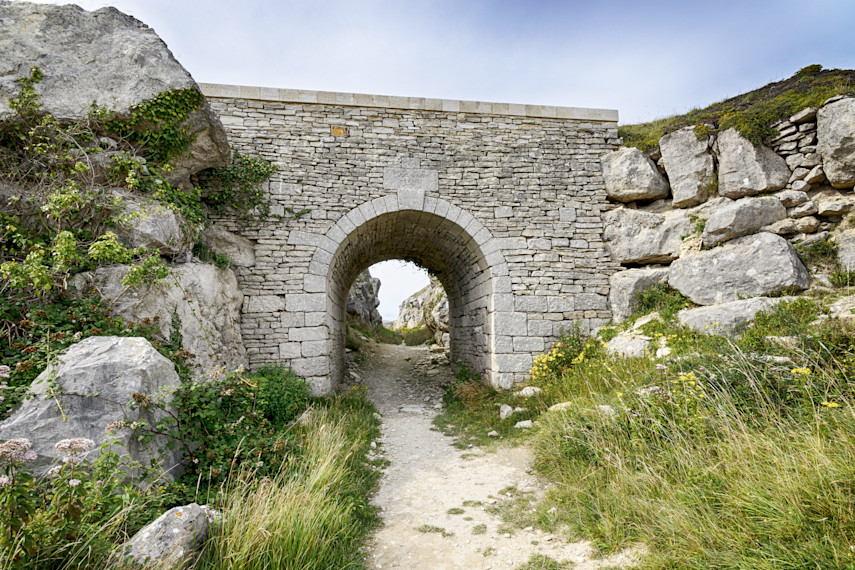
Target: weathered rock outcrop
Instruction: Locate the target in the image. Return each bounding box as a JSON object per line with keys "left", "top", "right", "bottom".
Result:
{"left": 817, "top": 98, "right": 855, "bottom": 188}
{"left": 347, "top": 270, "right": 382, "bottom": 327}
{"left": 0, "top": 336, "right": 182, "bottom": 476}
{"left": 394, "top": 277, "right": 449, "bottom": 345}
{"left": 119, "top": 503, "right": 216, "bottom": 568}
{"left": 601, "top": 147, "right": 669, "bottom": 202}
{"left": 668, "top": 233, "right": 809, "bottom": 305}
{"left": 603, "top": 208, "right": 690, "bottom": 264}
{"left": 659, "top": 126, "right": 715, "bottom": 207}
{"left": 78, "top": 263, "right": 247, "bottom": 378}
{"left": 0, "top": 1, "right": 230, "bottom": 185}
{"left": 715, "top": 128, "right": 790, "bottom": 198}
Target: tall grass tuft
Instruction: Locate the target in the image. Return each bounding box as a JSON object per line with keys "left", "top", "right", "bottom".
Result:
{"left": 196, "top": 395, "right": 381, "bottom": 570}
{"left": 527, "top": 301, "right": 855, "bottom": 568}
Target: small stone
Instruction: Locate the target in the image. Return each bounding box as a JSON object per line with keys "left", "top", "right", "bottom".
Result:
{"left": 487, "top": 430, "right": 499, "bottom": 437}
{"left": 514, "top": 386, "right": 542, "bottom": 398}
{"left": 513, "top": 420, "right": 533, "bottom": 429}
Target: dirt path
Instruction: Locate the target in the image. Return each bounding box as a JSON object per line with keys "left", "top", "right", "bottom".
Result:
{"left": 343, "top": 342, "right": 639, "bottom": 570}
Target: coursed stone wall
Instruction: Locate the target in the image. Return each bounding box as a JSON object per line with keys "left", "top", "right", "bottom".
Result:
{"left": 201, "top": 83, "right": 620, "bottom": 393}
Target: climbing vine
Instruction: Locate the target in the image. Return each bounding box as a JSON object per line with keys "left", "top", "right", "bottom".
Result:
{"left": 205, "top": 149, "right": 278, "bottom": 224}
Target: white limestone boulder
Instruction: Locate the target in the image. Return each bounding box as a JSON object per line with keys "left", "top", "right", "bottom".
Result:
{"left": 0, "top": 2, "right": 230, "bottom": 185}
{"left": 609, "top": 266, "right": 670, "bottom": 323}
{"left": 701, "top": 196, "right": 787, "bottom": 247}
{"left": 601, "top": 147, "right": 670, "bottom": 203}
{"left": 817, "top": 98, "right": 855, "bottom": 189}
{"left": 659, "top": 126, "right": 715, "bottom": 207}
{"left": 83, "top": 262, "right": 247, "bottom": 378}
{"left": 668, "top": 232, "right": 809, "bottom": 305}
{"left": 113, "top": 190, "right": 192, "bottom": 256}
{"left": 715, "top": 128, "right": 790, "bottom": 198}
{"left": 119, "top": 503, "right": 216, "bottom": 567}
{"left": 347, "top": 270, "right": 382, "bottom": 327}
{"left": 199, "top": 226, "right": 256, "bottom": 267}
{"left": 678, "top": 296, "right": 796, "bottom": 336}
{"left": 603, "top": 207, "right": 691, "bottom": 264}
{"left": 0, "top": 336, "right": 182, "bottom": 476}
{"left": 606, "top": 332, "right": 651, "bottom": 358}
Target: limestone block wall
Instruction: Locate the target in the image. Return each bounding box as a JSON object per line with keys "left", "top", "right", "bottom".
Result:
{"left": 201, "top": 83, "right": 620, "bottom": 393}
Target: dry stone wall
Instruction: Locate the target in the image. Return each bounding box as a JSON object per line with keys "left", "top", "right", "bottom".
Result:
{"left": 603, "top": 96, "right": 855, "bottom": 325}
{"left": 201, "top": 84, "right": 620, "bottom": 392}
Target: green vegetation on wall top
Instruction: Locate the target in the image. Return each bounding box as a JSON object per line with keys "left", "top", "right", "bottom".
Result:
{"left": 619, "top": 65, "right": 855, "bottom": 151}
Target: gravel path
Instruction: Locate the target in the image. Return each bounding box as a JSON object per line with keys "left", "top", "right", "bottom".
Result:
{"left": 344, "top": 342, "right": 640, "bottom": 570}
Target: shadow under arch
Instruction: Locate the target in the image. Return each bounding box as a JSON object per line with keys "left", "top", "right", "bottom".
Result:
{"left": 304, "top": 195, "right": 512, "bottom": 392}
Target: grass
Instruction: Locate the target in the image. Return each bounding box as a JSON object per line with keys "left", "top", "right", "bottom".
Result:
{"left": 194, "top": 393, "right": 382, "bottom": 569}
{"left": 399, "top": 324, "right": 434, "bottom": 346}
{"left": 416, "top": 524, "right": 454, "bottom": 538}
{"left": 472, "top": 523, "right": 487, "bottom": 535}
{"left": 517, "top": 554, "right": 570, "bottom": 570}
{"left": 619, "top": 65, "right": 855, "bottom": 151}
{"left": 433, "top": 364, "right": 542, "bottom": 448}
{"left": 521, "top": 299, "right": 855, "bottom": 568}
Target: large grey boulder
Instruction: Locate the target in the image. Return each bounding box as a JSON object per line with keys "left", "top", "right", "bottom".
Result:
{"left": 347, "top": 270, "right": 382, "bottom": 327}
{"left": 0, "top": 2, "right": 230, "bottom": 185}
{"left": 84, "top": 263, "right": 247, "bottom": 378}
{"left": 659, "top": 126, "right": 715, "bottom": 207}
{"left": 817, "top": 98, "right": 855, "bottom": 188}
{"left": 113, "top": 190, "right": 192, "bottom": 256}
{"left": 609, "top": 266, "right": 670, "bottom": 323}
{"left": 199, "top": 226, "right": 256, "bottom": 267}
{"left": 701, "top": 196, "right": 787, "bottom": 246}
{"left": 119, "top": 503, "right": 216, "bottom": 568}
{"left": 601, "top": 147, "right": 670, "bottom": 203}
{"left": 715, "top": 128, "right": 790, "bottom": 198}
{"left": 668, "top": 232, "right": 809, "bottom": 305}
{"left": 0, "top": 336, "right": 182, "bottom": 476}
{"left": 603, "top": 207, "right": 691, "bottom": 264}
{"left": 678, "top": 296, "right": 796, "bottom": 336}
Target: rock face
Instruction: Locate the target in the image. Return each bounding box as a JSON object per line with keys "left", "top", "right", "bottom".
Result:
{"left": 0, "top": 336, "right": 182, "bottom": 476}
{"left": 601, "top": 147, "right": 670, "bottom": 202}
{"left": 659, "top": 126, "right": 715, "bottom": 207}
{"left": 199, "top": 226, "right": 256, "bottom": 267}
{"left": 678, "top": 297, "right": 796, "bottom": 336}
{"left": 668, "top": 232, "right": 809, "bottom": 305}
{"left": 0, "top": 1, "right": 230, "bottom": 185}
{"left": 347, "top": 270, "right": 382, "bottom": 327}
{"left": 112, "top": 190, "right": 192, "bottom": 256}
{"left": 609, "top": 266, "right": 670, "bottom": 323}
{"left": 393, "top": 277, "right": 449, "bottom": 345}
{"left": 83, "top": 263, "right": 247, "bottom": 378}
{"left": 817, "top": 98, "right": 855, "bottom": 188}
{"left": 603, "top": 208, "right": 691, "bottom": 264}
{"left": 701, "top": 196, "right": 787, "bottom": 246}
{"left": 119, "top": 503, "right": 215, "bottom": 568}
{"left": 715, "top": 128, "right": 790, "bottom": 198}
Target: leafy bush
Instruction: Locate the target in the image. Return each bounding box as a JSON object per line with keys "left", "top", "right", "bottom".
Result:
{"left": 205, "top": 150, "right": 278, "bottom": 224}
{"left": 633, "top": 283, "right": 692, "bottom": 320}
{"left": 401, "top": 325, "right": 434, "bottom": 346}
{"left": 145, "top": 365, "right": 309, "bottom": 495}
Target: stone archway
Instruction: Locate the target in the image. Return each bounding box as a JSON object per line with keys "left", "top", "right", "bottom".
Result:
{"left": 301, "top": 195, "right": 517, "bottom": 393}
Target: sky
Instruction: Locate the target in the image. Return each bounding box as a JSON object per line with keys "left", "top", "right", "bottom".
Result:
{"left": 21, "top": 0, "right": 855, "bottom": 320}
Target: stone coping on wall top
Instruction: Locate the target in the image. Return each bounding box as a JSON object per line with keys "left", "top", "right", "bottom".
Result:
{"left": 199, "top": 83, "right": 619, "bottom": 123}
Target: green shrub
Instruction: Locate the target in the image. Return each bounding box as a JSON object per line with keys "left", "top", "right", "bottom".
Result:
{"left": 401, "top": 325, "right": 433, "bottom": 346}
{"left": 252, "top": 365, "right": 310, "bottom": 426}
{"left": 633, "top": 283, "right": 692, "bottom": 320}
{"left": 192, "top": 243, "right": 232, "bottom": 269}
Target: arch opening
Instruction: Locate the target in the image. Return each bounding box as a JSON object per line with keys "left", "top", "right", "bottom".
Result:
{"left": 326, "top": 207, "right": 499, "bottom": 390}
